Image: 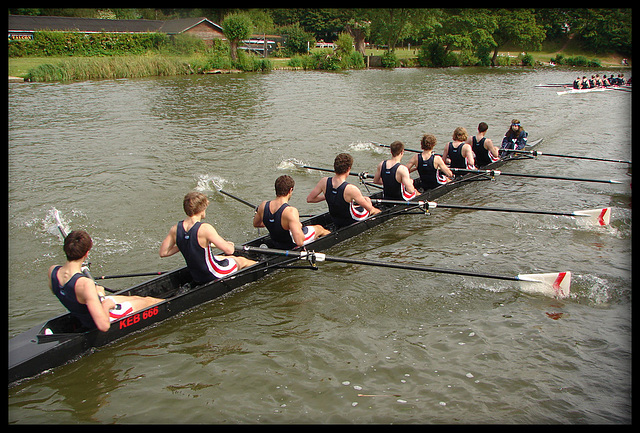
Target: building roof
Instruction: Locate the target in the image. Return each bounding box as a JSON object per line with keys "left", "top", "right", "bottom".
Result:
{"left": 7, "top": 15, "right": 223, "bottom": 35}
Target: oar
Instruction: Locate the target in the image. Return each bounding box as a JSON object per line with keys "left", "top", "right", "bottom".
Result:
{"left": 293, "top": 162, "right": 374, "bottom": 179}
{"left": 451, "top": 168, "right": 622, "bottom": 184}
{"left": 214, "top": 187, "right": 314, "bottom": 218}
{"left": 371, "top": 141, "right": 421, "bottom": 154}
{"left": 503, "top": 149, "right": 631, "bottom": 165}
{"left": 371, "top": 199, "right": 611, "bottom": 226}
{"left": 95, "top": 271, "right": 167, "bottom": 280}
{"left": 216, "top": 188, "right": 257, "bottom": 210}
{"left": 535, "top": 83, "right": 571, "bottom": 88}
{"left": 237, "top": 245, "right": 571, "bottom": 298}
{"left": 53, "top": 208, "right": 68, "bottom": 239}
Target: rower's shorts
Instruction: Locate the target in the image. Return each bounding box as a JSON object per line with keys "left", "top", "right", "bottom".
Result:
{"left": 104, "top": 296, "right": 134, "bottom": 322}
{"left": 210, "top": 255, "right": 239, "bottom": 279}
{"left": 293, "top": 225, "right": 316, "bottom": 246}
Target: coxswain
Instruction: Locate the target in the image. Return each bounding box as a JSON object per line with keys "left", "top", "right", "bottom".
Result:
{"left": 306, "top": 153, "right": 381, "bottom": 229}
{"left": 442, "top": 127, "right": 476, "bottom": 170}
{"left": 466, "top": 122, "right": 500, "bottom": 167}
{"left": 253, "top": 175, "right": 330, "bottom": 249}
{"left": 406, "top": 133, "right": 453, "bottom": 192}
{"left": 499, "top": 119, "right": 528, "bottom": 156}
{"left": 373, "top": 140, "right": 417, "bottom": 200}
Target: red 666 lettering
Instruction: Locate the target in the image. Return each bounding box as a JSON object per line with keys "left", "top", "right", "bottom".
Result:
{"left": 118, "top": 306, "right": 159, "bottom": 329}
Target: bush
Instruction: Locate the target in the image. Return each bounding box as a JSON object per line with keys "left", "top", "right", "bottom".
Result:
{"left": 381, "top": 51, "right": 399, "bottom": 68}
{"left": 550, "top": 54, "right": 602, "bottom": 68}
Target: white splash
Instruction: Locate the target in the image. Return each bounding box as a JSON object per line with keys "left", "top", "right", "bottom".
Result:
{"left": 195, "top": 174, "right": 228, "bottom": 192}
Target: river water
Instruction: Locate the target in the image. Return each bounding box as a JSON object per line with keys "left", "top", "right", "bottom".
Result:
{"left": 8, "top": 67, "right": 631, "bottom": 424}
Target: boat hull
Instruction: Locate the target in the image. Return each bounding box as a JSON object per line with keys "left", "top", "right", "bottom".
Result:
{"left": 9, "top": 140, "right": 540, "bottom": 386}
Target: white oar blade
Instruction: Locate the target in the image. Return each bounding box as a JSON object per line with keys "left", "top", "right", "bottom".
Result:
{"left": 517, "top": 271, "right": 571, "bottom": 298}
{"left": 573, "top": 208, "right": 611, "bottom": 226}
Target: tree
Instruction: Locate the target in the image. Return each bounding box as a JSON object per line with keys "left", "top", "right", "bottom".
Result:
{"left": 490, "top": 9, "right": 545, "bottom": 66}
{"left": 369, "top": 8, "right": 414, "bottom": 51}
{"left": 222, "top": 13, "right": 253, "bottom": 61}
{"left": 344, "top": 18, "right": 370, "bottom": 55}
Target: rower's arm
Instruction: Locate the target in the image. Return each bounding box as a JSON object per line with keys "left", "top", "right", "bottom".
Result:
{"left": 306, "top": 178, "right": 327, "bottom": 203}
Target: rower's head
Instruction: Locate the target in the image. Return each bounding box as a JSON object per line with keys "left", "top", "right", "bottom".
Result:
{"left": 478, "top": 122, "right": 489, "bottom": 133}
{"left": 334, "top": 153, "right": 353, "bottom": 175}
{"left": 452, "top": 127, "right": 468, "bottom": 142}
{"left": 510, "top": 119, "right": 522, "bottom": 131}
{"left": 183, "top": 191, "right": 209, "bottom": 217}
{"left": 64, "top": 230, "right": 92, "bottom": 261}
{"left": 275, "top": 175, "right": 295, "bottom": 197}
{"left": 389, "top": 140, "right": 404, "bottom": 157}
{"left": 420, "top": 134, "right": 437, "bottom": 151}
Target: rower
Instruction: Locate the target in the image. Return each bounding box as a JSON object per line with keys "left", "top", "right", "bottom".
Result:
{"left": 442, "top": 126, "right": 476, "bottom": 170}
{"left": 573, "top": 77, "right": 581, "bottom": 89}
{"left": 466, "top": 122, "right": 500, "bottom": 167}
{"left": 159, "top": 191, "right": 256, "bottom": 284}
{"left": 306, "top": 153, "right": 381, "bottom": 229}
{"left": 253, "top": 174, "right": 330, "bottom": 249}
{"left": 499, "top": 119, "right": 528, "bottom": 156}
{"left": 50, "top": 230, "right": 163, "bottom": 332}
{"left": 581, "top": 76, "right": 590, "bottom": 88}
{"left": 373, "top": 140, "right": 417, "bottom": 200}
{"left": 406, "top": 133, "right": 454, "bottom": 191}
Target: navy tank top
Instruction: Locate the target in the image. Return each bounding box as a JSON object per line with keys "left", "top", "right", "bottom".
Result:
{"left": 50, "top": 266, "right": 96, "bottom": 329}
{"left": 471, "top": 136, "right": 492, "bottom": 167}
{"left": 417, "top": 153, "right": 440, "bottom": 191}
{"left": 263, "top": 201, "right": 296, "bottom": 249}
{"left": 176, "top": 221, "right": 238, "bottom": 283}
{"left": 447, "top": 142, "right": 467, "bottom": 169}
{"left": 326, "top": 177, "right": 355, "bottom": 228}
{"left": 381, "top": 161, "right": 402, "bottom": 199}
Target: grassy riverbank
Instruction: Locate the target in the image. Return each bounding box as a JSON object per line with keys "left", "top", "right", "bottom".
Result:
{"left": 8, "top": 47, "right": 630, "bottom": 82}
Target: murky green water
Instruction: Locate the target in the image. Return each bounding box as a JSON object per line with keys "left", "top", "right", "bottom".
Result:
{"left": 9, "top": 67, "right": 631, "bottom": 423}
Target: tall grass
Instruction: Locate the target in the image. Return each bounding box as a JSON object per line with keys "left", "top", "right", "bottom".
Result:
{"left": 26, "top": 55, "right": 195, "bottom": 82}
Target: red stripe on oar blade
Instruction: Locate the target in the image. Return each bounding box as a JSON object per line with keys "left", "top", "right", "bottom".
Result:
{"left": 598, "top": 208, "right": 610, "bottom": 226}
{"left": 553, "top": 272, "right": 569, "bottom": 297}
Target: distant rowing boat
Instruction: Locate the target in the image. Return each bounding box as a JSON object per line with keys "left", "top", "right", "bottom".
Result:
{"left": 556, "top": 85, "right": 631, "bottom": 95}
{"left": 535, "top": 83, "right": 631, "bottom": 95}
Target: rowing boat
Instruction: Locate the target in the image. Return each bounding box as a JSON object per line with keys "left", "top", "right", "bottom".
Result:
{"left": 556, "top": 85, "right": 631, "bottom": 95}
{"left": 8, "top": 139, "right": 543, "bottom": 386}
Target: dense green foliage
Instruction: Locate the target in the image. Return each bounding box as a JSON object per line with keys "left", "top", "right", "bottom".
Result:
{"left": 8, "top": 31, "right": 169, "bottom": 57}
{"left": 10, "top": 8, "right": 632, "bottom": 58}
{"left": 8, "top": 8, "right": 631, "bottom": 80}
